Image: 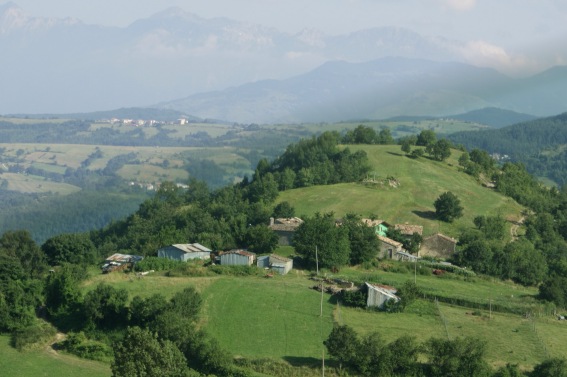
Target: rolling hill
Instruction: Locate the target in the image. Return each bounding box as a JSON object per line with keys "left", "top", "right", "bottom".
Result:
{"left": 276, "top": 144, "right": 524, "bottom": 238}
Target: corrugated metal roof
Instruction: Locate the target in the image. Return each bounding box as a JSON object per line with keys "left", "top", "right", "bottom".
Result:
{"left": 172, "top": 243, "right": 212, "bottom": 253}
{"left": 221, "top": 249, "right": 256, "bottom": 257}
{"left": 270, "top": 254, "right": 292, "bottom": 263}
{"left": 366, "top": 282, "right": 398, "bottom": 296}
{"left": 105, "top": 253, "right": 144, "bottom": 263}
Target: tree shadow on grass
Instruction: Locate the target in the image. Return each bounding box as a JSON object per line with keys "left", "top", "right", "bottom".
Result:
{"left": 386, "top": 151, "right": 404, "bottom": 157}
{"left": 283, "top": 356, "right": 322, "bottom": 367}
{"left": 413, "top": 210, "right": 437, "bottom": 220}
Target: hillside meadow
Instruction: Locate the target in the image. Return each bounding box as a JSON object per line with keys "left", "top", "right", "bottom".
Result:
{"left": 39, "top": 264, "right": 557, "bottom": 372}
{"left": 278, "top": 144, "right": 524, "bottom": 238}
{"left": 0, "top": 335, "right": 109, "bottom": 377}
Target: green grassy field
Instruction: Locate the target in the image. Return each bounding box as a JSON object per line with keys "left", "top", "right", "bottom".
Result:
{"left": 73, "top": 266, "right": 560, "bottom": 371}
{"left": 2, "top": 172, "right": 81, "bottom": 194}
{"left": 0, "top": 335, "right": 109, "bottom": 377}
{"left": 0, "top": 143, "right": 255, "bottom": 194}
{"left": 278, "top": 145, "right": 523, "bottom": 238}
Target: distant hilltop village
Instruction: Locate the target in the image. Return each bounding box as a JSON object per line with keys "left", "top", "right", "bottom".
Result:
{"left": 104, "top": 118, "right": 190, "bottom": 126}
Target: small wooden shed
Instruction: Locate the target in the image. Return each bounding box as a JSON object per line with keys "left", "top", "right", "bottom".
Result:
{"left": 101, "top": 253, "right": 144, "bottom": 273}
{"left": 365, "top": 282, "right": 400, "bottom": 308}
{"left": 220, "top": 249, "right": 256, "bottom": 266}
{"left": 257, "top": 254, "right": 293, "bottom": 275}
{"left": 157, "top": 243, "right": 211, "bottom": 262}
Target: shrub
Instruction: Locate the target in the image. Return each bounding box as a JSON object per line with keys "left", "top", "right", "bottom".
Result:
{"left": 209, "top": 265, "right": 262, "bottom": 276}
{"left": 61, "top": 331, "right": 113, "bottom": 361}
{"left": 11, "top": 321, "right": 57, "bottom": 351}
{"left": 134, "top": 256, "right": 184, "bottom": 272}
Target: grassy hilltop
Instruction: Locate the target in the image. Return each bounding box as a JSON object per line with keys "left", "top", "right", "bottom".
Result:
{"left": 278, "top": 144, "right": 524, "bottom": 238}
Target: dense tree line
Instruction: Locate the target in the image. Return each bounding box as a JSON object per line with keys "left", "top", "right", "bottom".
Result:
{"left": 324, "top": 324, "right": 566, "bottom": 377}
{"left": 448, "top": 112, "right": 567, "bottom": 185}
{"left": 0, "top": 190, "right": 148, "bottom": 244}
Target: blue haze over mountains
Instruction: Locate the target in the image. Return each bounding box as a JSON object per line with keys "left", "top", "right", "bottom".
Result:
{"left": 1, "top": 2, "right": 566, "bottom": 123}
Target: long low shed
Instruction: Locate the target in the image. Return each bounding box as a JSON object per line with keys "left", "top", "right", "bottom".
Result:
{"left": 157, "top": 243, "right": 212, "bottom": 261}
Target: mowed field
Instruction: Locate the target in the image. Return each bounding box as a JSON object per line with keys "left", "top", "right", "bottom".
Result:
{"left": 278, "top": 144, "right": 524, "bottom": 238}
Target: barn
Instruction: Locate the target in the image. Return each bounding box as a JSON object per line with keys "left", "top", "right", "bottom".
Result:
{"left": 419, "top": 233, "right": 457, "bottom": 259}
{"left": 157, "top": 243, "right": 212, "bottom": 262}
{"left": 220, "top": 249, "right": 256, "bottom": 266}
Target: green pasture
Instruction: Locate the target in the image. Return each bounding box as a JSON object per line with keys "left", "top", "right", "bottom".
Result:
{"left": 2, "top": 173, "right": 81, "bottom": 195}
{"left": 281, "top": 118, "right": 487, "bottom": 138}
{"left": 0, "top": 117, "right": 70, "bottom": 124}
{"left": 117, "top": 164, "right": 189, "bottom": 182}
{"left": 337, "top": 300, "right": 560, "bottom": 370}
{"left": 278, "top": 145, "right": 523, "bottom": 238}
{"left": 163, "top": 123, "right": 235, "bottom": 139}
{"left": 71, "top": 265, "right": 558, "bottom": 370}
{"left": 0, "top": 335, "right": 109, "bottom": 377}
{"left": 201, "top": 275, "right": 334, "bottom": 360}
{"left": 337, "top": 265, "right": 539, "bottom": 310}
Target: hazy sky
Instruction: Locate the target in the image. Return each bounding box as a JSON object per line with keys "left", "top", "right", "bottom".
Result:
{"left": 13, "top": 0, "right": 566, "bottom": 40}
{"left": 11, "top": 0, "right": 567, "bottom": 74}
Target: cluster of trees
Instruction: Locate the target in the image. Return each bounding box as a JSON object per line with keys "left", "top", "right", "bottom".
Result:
{"left": 263, "top": 131, "right": 371, "bottom": 189}
{"left": 400, "top": 130, "right": 453, "bottom": 161}
{"left": 45, "top": 266, "right": 237, "bottom": 376}
{"left": 341, "top": 125, "right": 394, "bottom": 145}
{"left": 324, "top": 324, "right": 567, "bottom": 377}
{"left": 452, "top": 179, "right": 567, "bottom": 294}
{"left": 292, "top": 212, "right": 379, "bottom": 270}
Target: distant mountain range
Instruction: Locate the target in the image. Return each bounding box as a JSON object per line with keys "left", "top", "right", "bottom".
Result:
{"left": 1, "top": 2, "right": 566, "bottom": 123}
{"left": 156, "top": 58, "right": 567, "bottom": 123}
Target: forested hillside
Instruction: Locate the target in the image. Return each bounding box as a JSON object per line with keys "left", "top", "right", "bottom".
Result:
{"left": 449, "top": 112, "right": 567, "bottom": 185}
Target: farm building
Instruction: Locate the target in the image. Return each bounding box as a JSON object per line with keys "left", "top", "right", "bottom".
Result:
{"left": 220, "top": 249, "right": 256, "bottom": 266}
{"left": 257, "top": 254, "right": 293, "bottom": 275}
{"left": 101, "top": 253, "right": 143, "bottom": 273}
{"left": 419, "top": 233, "right": 457, "bottom": 259}
{"left": 394, "top": 223, "right": 423, "bottom": 237}
{"left": 361, "top": 218, "right": 389, "bottom": 237}
{"left": 268, "top": 217, "right": 304, "bottom": 245}
{"left": 377, "top": 235, "right": 404, "bottom": 259}
{"left": 157, "top": 243, "right": 211, "bottom": 262}
{"left": 365, "top": 282, "right": 400, "bottom": 308}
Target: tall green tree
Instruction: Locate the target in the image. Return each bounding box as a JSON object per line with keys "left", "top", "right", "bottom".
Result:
{"left": 430, "top": 139, "right": 452, "bottom": 161}
{"left": 324, "top": 325, "right": 360, "bottom": 370}
{"left": 293, "top": 213, "right": 351, "bottom": 270}
{"left": 111, "top": 326, "right": 190, "bottom": 377}
{"left": 245, "top": 224, "right": 279, "bottom": 254}
{"left": 434, "top": 191, "right": 464, "bottom": 223}
{"left": 342, "top": 213, "right": 379, "bottom": 265}
{"left": 425, "top": 337, "right": 491, "bottom": 377}
{"left": 42, "top": 232, "right": 97, "bottom": 266}
{"left": 83, "top": 283, "right": 128, "bottom": 328}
